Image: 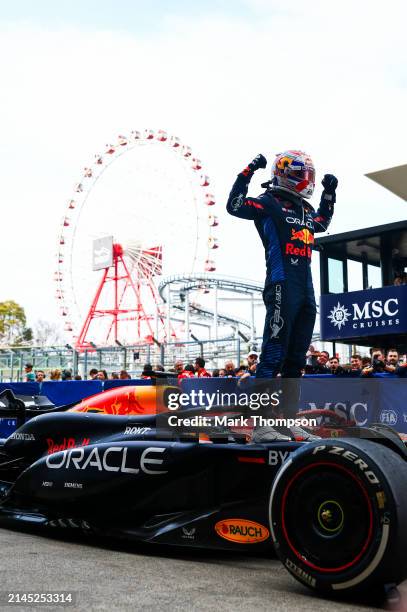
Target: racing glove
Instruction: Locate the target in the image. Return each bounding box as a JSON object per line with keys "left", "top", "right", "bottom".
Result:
{"left": 241, "top": 154, "right": 267, "bottom": 177}
{"left": 321, "top": 174, "right": 338, "bottom": 203}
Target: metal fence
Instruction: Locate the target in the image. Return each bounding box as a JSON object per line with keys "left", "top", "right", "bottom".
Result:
{"left": 0, "top": 337, "right": 265, "bottom": 381}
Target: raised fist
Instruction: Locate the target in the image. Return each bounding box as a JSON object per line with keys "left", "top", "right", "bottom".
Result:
{"left": 322, "top": 174, "right": 338, "bottom": 194}
{"left": 248, "top": 154, "right": 267, "bottom": 172}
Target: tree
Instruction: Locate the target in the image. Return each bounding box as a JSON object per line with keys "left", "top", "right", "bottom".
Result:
{"left": 0, "top": 300, "right": 32, "bottom": 346}
{"left": 33, "top": 319, "right": 64, "bottom": 347}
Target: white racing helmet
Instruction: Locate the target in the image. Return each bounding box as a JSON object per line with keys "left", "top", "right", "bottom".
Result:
{"left": 271, "top": 150, "right": 315, "bottom": 199}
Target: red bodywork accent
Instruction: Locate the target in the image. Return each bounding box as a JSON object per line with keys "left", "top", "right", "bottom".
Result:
{"left": 69, "top": 385, "right": 165, "bottom": 416}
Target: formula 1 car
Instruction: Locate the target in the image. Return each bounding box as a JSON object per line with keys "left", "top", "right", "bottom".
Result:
{"left": 1, "top": 387, "right": 407, "bottom": 602}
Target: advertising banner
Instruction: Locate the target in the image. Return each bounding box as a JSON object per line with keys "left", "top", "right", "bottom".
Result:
{"left": 1, "top": 377, "right": 406, "bottom": 435}
{"left": 377, "top": 379, "right": 407, "bottom": 433}
{"left": 320, "top": 285, "right": 407, "bottom": 340}
{"left": 41, "top": 380, "right": 103, "bottom": 405}
{"left": 299, "top": 377, "right": 379, "bottom": 426}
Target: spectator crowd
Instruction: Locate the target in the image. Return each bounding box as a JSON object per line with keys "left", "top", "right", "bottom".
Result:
{"left": 139, "top": 348, "right": 407, "bottom": 380}
{"left": 22, "top": 364, "right": 133, "bottom": 383}
{"left": 20, "top": 347, "right": 407, "bottom": 382}
{"left": 305, "top": 346, "right": 407, "bottom": 378}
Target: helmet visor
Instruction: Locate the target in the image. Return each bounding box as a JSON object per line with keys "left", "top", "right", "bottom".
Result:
{"left": 288, "top": 166, "right": 315, "bottom": 184}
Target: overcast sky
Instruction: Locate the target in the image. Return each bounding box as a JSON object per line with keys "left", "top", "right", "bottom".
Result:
{"left": 0, "top": 0, "right": 406, "bottom": 341}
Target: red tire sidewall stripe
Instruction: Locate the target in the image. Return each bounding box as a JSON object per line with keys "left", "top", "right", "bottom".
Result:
{"left": 280, "top": 461, "right": 374, "bottom": 574}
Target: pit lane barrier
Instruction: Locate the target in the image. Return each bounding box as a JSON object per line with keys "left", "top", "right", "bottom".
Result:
{"left": 0, "top": 374, "right": 406, "bottom": 433}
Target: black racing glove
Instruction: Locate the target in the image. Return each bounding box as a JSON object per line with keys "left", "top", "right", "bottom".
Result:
{"left": 241, "top": 154, "right": 267, "bottom": 177}
{"left": 322, "top": 174, "right": 338, "bottom": 194}
{"left": 249, "top": 154, "right": 267, "bottom": 171}
{"left": 321, "top": 173, "right": 338, "bottom": 204}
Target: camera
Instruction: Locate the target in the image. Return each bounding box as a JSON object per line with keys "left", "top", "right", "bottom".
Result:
{"left": 372, "top": 357, "right": 385, "bottom": 372}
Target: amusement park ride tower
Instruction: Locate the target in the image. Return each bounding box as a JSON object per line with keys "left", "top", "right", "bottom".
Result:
{"left": 75, "top": 237, "right": 170, "bottom": 350}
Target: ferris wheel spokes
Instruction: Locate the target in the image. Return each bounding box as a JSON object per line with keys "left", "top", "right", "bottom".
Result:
{"left": 56, "top": 128, "right": 218, "bottom": 347}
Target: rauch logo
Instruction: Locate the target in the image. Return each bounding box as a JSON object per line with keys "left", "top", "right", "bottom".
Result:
{"left": 215, "top": 519, "right": 269, "bottom": 544}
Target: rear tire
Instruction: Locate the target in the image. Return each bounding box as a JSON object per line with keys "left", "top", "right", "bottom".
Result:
{"left": 269, "top": 438, "right": 407, "bottom": 597}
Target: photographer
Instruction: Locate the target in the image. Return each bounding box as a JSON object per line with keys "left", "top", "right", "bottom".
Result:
{"left": 308, "top": 350, "right": 330, "bottom": 374}
{"left": 361, "top": 349, "right": 394, "bottom": 376}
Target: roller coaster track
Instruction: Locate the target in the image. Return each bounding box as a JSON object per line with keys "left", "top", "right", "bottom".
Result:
{"left": 158, "top": 274, "right": 264, "bottom": 332}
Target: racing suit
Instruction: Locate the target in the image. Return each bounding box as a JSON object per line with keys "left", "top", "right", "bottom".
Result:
{"left": 227, "top": 169, "right": 334, "bottom": 379}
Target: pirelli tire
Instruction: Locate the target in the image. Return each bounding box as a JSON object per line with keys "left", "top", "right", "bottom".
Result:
{"left": 269, "top": 438, "right": 407, "bottom": 597}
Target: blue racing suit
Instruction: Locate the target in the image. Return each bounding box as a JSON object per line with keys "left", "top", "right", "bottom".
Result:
{"left": 227, "top": 170, "right": 334, "bottom": 378}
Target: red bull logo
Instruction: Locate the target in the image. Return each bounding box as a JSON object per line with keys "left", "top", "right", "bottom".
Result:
{"left": 290, "top": 228, "right": 314, "bottom": 245}
{"left": 46, "top": 437, "right": 90, "bottom": 455}
{"left": 285, "top": 228, "right": 314, "bottom": 258}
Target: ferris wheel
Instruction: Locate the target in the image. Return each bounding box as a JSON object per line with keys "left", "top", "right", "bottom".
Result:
{"left": 55, "top": 129, "right": 219, "bottom": 347}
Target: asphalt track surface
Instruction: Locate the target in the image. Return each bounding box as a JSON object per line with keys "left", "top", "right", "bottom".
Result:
{"left": 0, "top": 528, "right": 393, "bottom": 612}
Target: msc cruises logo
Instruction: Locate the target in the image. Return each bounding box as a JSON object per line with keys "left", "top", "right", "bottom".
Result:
{"left": 327, "top": 302, "right": 351, "bottom": 330}
{"left": 326, "top": 297, "right": 400, "bottom": 332}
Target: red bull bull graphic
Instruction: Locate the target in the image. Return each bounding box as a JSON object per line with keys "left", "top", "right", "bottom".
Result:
{"left": 290, "top": 228, "right": 314, "bottom": 244}
{"left": 285, "top": 228, "right": 314, "bottom": 258}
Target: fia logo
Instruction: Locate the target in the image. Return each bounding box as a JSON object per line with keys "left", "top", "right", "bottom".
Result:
{"left": 379, "top": 409, "right": 398, "bottom": 426}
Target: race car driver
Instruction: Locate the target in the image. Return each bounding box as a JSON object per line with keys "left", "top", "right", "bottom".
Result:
{"left": 227, "top": 151, "right": 337, "bottom": 381}
{"left": 227, "top": 152, "right": 337, "bottom": 441}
